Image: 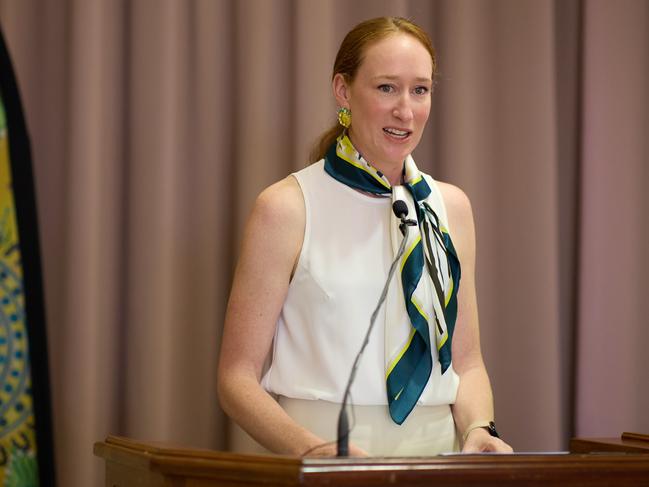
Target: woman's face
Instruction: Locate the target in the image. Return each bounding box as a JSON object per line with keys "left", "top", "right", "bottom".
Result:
{"left": 334, "top": 34, "right": 433, "bottom": 172}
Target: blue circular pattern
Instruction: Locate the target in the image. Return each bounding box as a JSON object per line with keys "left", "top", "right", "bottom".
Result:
{"left": 0, "top": 259, "right": 34, "bottom": 441}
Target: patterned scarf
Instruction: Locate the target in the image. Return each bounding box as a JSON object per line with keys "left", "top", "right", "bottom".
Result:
{"left": 324, "top": 134, "right": 461, "bottom": 425}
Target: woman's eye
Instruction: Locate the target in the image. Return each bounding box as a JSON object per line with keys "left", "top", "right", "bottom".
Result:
{"left": 414, "top": 86, "right": 429, "bottom": 95}
{"left": 378, "top": 84, "right": 394, "bottom": 93}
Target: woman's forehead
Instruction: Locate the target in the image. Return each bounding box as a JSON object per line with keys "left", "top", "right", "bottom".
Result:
{"left": 357, "top": 34, "right": 433, "bottom": 80}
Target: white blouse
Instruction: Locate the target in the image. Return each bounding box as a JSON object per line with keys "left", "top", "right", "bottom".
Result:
{"left": 261, "top": 160, "right": 459, "bottom": 406}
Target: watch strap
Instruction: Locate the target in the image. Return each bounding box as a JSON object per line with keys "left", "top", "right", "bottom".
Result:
{"left": 462, "top": 420, "right": 499, "bottom": 444}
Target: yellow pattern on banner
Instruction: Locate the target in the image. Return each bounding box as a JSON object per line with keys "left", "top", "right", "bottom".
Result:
{"left": 0, "top": 101, "right": 39, "bottom": 485}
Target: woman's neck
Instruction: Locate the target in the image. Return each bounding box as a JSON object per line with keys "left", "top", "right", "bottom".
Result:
{"left": 346, "top": 134, "right": 405, "bottom": 186}
{"left": 379, "top": 165, "right": 404, "bottom": 186}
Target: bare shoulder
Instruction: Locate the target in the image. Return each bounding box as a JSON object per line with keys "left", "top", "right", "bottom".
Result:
{"left": 241, "top": 175, "right": 305, "bottom": 278}
{"left": 252, "top": 175, "right": 305, "bottom": 230}
{"left": 435, "top": 181, "right": 474, "bottom": 234}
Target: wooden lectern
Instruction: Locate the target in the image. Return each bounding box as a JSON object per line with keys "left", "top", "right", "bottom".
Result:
{"left": 95, "top": 434, "right": 649, "bottom": 487}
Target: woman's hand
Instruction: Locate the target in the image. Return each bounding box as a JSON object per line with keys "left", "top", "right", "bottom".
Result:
{"left": 462, "top": 427, "right": 513, "bottom": 453}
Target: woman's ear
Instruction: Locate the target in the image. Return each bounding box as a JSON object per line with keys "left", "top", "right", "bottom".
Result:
{"left": 332, "top": 73, "right": 351, "bottom": 109}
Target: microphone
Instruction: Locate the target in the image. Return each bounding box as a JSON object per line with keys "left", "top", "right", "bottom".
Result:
{"left": 392, "top": 199, "right": 418, "bottom": 235}
{"left": 337, "top": 200, "right": 412, "bottom": 457}
{"left": 392, "top": 200, "right": 408, "bottom": 219}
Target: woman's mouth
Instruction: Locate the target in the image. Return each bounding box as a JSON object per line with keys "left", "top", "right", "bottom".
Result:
{"left": 383, "top": 127, "right": 411, "bottom": 139}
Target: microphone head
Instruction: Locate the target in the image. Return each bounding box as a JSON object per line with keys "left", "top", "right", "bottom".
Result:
{"left": 392, "top": 200, "right": 408, "bottom": 219}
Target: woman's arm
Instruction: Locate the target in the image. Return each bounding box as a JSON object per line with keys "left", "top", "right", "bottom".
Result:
{"left": 217, "top": 176, "right": 365, "bottom": 456}
{"left": 439, "top": 182, "right": 513, "bottom": 453}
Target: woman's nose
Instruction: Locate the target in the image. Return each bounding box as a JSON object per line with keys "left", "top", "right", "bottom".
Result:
{"left": 393, "top": 95, "right": 414, "bottom": 122}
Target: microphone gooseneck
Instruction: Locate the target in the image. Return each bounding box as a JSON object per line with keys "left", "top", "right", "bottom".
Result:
{"left": 336, "top": 200, "right": 412, "bottom": 457}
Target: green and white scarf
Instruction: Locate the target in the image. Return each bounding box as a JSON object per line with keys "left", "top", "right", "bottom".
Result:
{"left": 324, "top": 134, "right": 461, "bottom": 425}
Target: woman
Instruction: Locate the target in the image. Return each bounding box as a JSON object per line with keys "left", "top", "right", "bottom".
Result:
{"left": 217, "top": 17, "right": 513, "bottom": 457}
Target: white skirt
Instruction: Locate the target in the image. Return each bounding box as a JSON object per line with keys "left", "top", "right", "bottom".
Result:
{"left": 279, "top": 396, "right": 459, "bottom": 456}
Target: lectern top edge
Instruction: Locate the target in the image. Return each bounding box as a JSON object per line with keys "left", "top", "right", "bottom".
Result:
{"left": 99, "top": 434, "right": 299, "bottom": 464}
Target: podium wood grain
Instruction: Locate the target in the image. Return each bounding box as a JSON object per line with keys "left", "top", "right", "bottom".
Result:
{"left": 95, "top": 435, "right": 649, "bottom": 487}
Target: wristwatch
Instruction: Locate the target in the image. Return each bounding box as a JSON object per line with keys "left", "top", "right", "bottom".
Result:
{"left": 486, "top": 421, "right": 500, "bottom": 438}
{"left": 463, "top": 420, "right": 500, "bottom": 443}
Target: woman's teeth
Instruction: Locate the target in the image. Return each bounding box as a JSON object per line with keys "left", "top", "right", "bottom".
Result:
{"left": 383, "top": 128, "right": 410, "bottom": 138}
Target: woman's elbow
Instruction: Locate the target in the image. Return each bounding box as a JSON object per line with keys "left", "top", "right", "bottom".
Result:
{"left": 216, "top": 361, "right": 236, "bottom": 414}
{"left": 216, "top": 361, "right": 258, "bottom": 415}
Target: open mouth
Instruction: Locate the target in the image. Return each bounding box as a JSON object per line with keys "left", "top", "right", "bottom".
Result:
{"left": 383, "top": 127, "right": 411, "bottom": 139}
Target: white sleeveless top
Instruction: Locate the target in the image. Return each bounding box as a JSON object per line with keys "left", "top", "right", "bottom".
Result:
{"left": 261, "top": 160, "right": 459, "bottom": 406}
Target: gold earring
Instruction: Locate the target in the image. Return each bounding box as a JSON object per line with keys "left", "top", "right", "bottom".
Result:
{"left": 337, "top": 107, "right": 351, "bottom": 128}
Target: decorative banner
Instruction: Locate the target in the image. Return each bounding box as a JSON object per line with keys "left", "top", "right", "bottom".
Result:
{"left": 0, "top": 29, "right": 56, "bottom": 487}
{"left": 1, "top": 95, "right": 38, "bottom": 487}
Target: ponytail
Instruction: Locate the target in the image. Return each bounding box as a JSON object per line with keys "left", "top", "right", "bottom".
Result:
{"left": 308, "top": 123, "right": 343, "bottom": 164}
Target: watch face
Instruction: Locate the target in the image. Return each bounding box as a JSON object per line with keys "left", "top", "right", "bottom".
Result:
{"left": 488, "top": 421, "right": 500, "bottom": 438}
